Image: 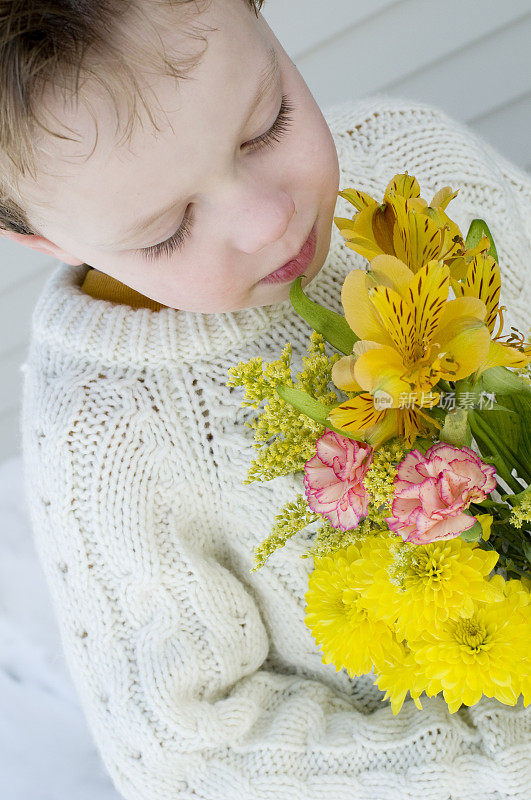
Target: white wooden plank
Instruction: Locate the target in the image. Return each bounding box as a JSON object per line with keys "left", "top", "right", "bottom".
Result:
{"left": 470, "top": 93, "right": 531, "bottom": 173}
{"left": 0, "top": 407, "right": 21, "bottom": 462}
{"left": 0, "top": 239, "right": 56, "bottom": 294}
{"left": 0, "top": 344, "right": 27, "bottom": 418}
{"left": 0, "top": 262, "right": 58, "bottom": 360}
{"left": 296, "top": 2, "right": 530, "bottom": 111}
{"left": 382, "top": 17, "right": 531, "bottom": 126}
{"left": 262, "top": 0, "right": 399, "bottom": 59}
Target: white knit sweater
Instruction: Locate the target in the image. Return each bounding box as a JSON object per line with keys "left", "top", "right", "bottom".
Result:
{"left": 20, "top": 95, "right": 531, "bottom": 800}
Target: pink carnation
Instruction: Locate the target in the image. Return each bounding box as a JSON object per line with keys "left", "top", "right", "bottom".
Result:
{"left": 386, "top": 442, "right": 497, "bottom": 544}
{"left": 303, "top": 430, "right": 373, "bottom": 531}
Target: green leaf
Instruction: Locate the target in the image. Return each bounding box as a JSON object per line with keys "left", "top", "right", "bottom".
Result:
{"left": 478, "top": 393, "right": 531, "bottom": 485}
{"left": 289, "top": 277, "right": 359, "bottom": 355}
{"left": 440, "top": 407, "right": 471, "bottom": 447}
{"left": 468, "top": 408, "right": 528, "bottom": 492}
{"left": 477, "top": 366, "right": 531, "bottom": 396}
{"left": 460, "top": 368, "right": 531, "bottom": 487}
{"left": 460, "top": 519, "right": 483, "bottom": 543}
{"left": 465, "top": 218, "right": 498, "bottom": 262}
{"left": 275, "top": 384, "right": 365, "bottom": 442}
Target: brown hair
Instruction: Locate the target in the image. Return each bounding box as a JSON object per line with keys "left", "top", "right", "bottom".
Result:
{"left": 0, "top": 0, "right": 265, "bottom": 235}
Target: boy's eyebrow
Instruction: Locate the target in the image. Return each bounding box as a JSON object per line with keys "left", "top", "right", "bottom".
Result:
{"left": 108, "top": 47, "right": 280, "bottom": 249}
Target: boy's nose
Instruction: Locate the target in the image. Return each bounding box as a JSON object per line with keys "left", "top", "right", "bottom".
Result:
{"left": 222, "top": 185, "right": 296, "bottom": 255}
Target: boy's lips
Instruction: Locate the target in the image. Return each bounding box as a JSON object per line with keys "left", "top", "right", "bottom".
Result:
{"left": 258, "top": 220, "right": 318, "bottom": 285}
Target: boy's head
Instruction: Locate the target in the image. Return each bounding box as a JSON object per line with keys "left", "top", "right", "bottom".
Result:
{"left": 0, "top": 0, "right": 340, "bottom": 312}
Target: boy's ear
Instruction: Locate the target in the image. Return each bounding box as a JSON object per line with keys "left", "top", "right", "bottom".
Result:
{"left": 0, "top": 228, "right": 84, "bottom": 266}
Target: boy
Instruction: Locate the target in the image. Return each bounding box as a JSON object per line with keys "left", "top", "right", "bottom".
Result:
{"left": 3, "top": 1, "right": 530, "bottom": 798}
{"left": 1, "top": 0, "right": 340, "bottom": 314}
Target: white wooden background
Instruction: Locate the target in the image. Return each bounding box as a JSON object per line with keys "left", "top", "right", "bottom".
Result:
{"left": 1, "top": 0, "right": 530, "bottom": 461}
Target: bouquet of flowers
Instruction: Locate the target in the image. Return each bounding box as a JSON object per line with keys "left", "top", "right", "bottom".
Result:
{"left": 226, "top": 173, "right": 531, "bottom": 715}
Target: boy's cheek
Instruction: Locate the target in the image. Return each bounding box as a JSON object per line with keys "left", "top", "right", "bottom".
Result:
{"left": 289, "top": 102, "right": 340, "bottom": 199}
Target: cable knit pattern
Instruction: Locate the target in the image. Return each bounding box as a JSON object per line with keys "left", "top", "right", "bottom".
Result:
{"left": 20, "top": 95, "right": 531, "bottom": 800}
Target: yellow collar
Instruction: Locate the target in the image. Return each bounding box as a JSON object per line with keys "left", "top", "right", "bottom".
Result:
{"left": 80, "top": 267, "right": 168, "bottom": 311}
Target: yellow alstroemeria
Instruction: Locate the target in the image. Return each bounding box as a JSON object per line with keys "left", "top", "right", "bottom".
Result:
{"left": 451, "top": 243, "right": 531, "bottom": 375}
{"left": 333, "top": 172, "right": 466, "bottom": 274}
{"left": 327, "top": 255, "right": 491, "bottom": 447}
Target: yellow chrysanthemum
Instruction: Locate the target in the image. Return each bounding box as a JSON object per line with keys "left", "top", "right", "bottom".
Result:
{"left": 371, "top": 639, "right": 432, "bottom": 715}
{"left": 491, "top": 575, "right": 531, "bottom": 705}
{"left": 348, "top": 534, "right": 504, "bottom": 641}
{"left": 409, "top": 575, "right": 531, "bottom": 713}
{"left": 305, "top": 544, "right": 400, "bottom": 677}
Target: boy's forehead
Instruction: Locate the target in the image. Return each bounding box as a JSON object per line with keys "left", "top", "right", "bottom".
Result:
{"left": 25, "top": 0, "right": 271, "bottom": 239}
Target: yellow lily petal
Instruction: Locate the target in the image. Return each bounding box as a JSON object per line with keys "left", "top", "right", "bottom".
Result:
{"left": 333, "top": 215, "right": 357, "bottom": 234}
{"left": 407, "top": 261, "right": 450, "bottom": 347}
{"left": 430, "top": 186, "right": 459, "bottom": 211}
{"left": 364, "top": 408, "right": 401, "bottom": 448}
{"left": 341, "top": 238, "right": 383, "bottom": 261}
{"left": 389, "top": 194, "right": 443, "bottom": 271}
{"left": 396, "top": 407, "right": 437, "bottom": 445}
{"left": 331, "top": 354, "right": 363, "bottom": 392}
{"left": 384, "top": 173, "right": 421, "bottom": 201}
{"left": 368, "top": 285, "right": 416, "bottom": 360}
{"left": 476, "top": 514, "right": 493, "bottom": 541}
{"left": 354, "top": 202, "right": 396, "bottom": 256}
{"left": 447, "top": 256, "right": 469, "bottom": 282}
{"left": 477, "top": 340, "right": 531, "bottom": 375}
{"left": 366, "top": 406, "right": 439, "bottom": 448}
{"left": 369, "top": 254, "right": 414, "bottom": 297}
{"left": 433, "top": 296, "right": 487, "bottom": 336}
{"left": 334, "top": 209, "right": 386, "bottom": 261}
{"left": 463, "top": 253, "right": 501, "bottom": 334}
{"left": 450, "top": 236, "right": 492, "bottom": 285}
{"left": 338, "top": 188, "right": 377, "bottom": 212}
{"left": 327, "top": 392, "right": 385, "bottom": 433}
{"left": 425, "top": 206, "right": 465, "bottom": 261}
{"left": 465, "top": 234, "right": 491, "bottom": 259}
{"left": 435, "top": 321, "right": 491, "bottom": 381}
{"left": 341, "top": 269, "right": 394, "bottom": 346}
{"left": 354, "top": 345, "right": 411, "bottom": 403}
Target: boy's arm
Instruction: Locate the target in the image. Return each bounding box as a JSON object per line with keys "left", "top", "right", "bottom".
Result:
{"left": 21, "top": 389, "right": 531, "bottom": 800}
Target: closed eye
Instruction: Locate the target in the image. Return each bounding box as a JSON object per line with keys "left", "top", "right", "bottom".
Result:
{"left": 136, "top": 94, "right": 296, "bottom": 263}
{"left": 242, "top": 93, "right": 295, "bottom": 153}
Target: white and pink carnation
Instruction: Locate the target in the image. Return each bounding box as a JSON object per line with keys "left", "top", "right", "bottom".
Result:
{"left": 303, "top": 430, "right": 373, "bottom": 531}
{"left": 386, "top": 442, "right": 497, "bottom": 544}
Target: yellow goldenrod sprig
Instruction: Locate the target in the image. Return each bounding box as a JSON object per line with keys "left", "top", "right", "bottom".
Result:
{"left": 226, "top": 341, "right": 293, "bottom": 408}
{"left": 251, "top": 494, "right": 321, "bottom": 571}
{"left": 516, "top": 362, "right": 531, "bottom": 388}
{"left": 300, "top": 516, "right": 375, "bottom": 560}
{"left": 227, "top": 332, "right": 346, "bottom": 483}
{"left": 364, "top": 440, "right": 409, "bottom": 527}
{"left": 510, "top": 491, "right": 531, "bottom": 530}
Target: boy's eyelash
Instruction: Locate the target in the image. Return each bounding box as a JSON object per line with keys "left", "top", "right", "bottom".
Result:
{"left": 244, "top": 93, "right": 295, "bottom": 153}
{"left": 137, "top": 94, "right": 296, "bottom": 263}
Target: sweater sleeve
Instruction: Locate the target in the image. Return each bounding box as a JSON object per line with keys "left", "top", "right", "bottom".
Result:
{"left": 21, "top": 370, "right": 531, "bottom": 800}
